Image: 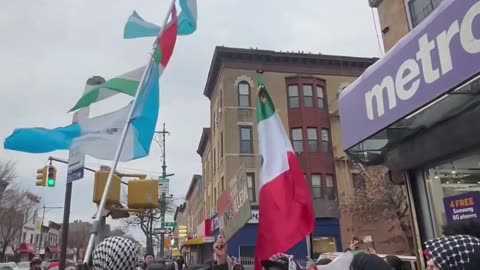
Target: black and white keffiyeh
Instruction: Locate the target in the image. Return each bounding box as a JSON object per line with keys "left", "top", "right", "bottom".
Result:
{"left": 425, "top": 235, "right": 480, "bottom": 270}
{"left": 93, "top": 236, "right": 138, "bottom": 270}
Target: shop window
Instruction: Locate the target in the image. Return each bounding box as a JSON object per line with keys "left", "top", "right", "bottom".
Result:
{"left": 352, "top": 173, "right": 366, "bottom": 190}
{"left": 321, "top": 129, "right": 331, "bottom": 152}
{"left": 408, "top": 0, "right": 443, "bottom": 27}
{"left": 247, "top": 173, "right": 256, "bottom": 203}
{"left": 303, "top": 85, "right": 314, "bottom": 108}
{"left": 427, "top": 151, "right": 480, "bottom": 236}
{"left": 238, "top": 81, "right": 251, "bottom": 107}
{"left": 240, "top": 126, "right": 253, "bottom": 154}
{"left": 312, "top": 174, "right": 322, "bottom": 199}
{"left": 326, "top": 175, "right": 336, "bottom": 200}
{"left": 317, "top": 86, "right": 325, "bottom": 108}
{"left": 291, "top": 128, "right": 304, "bottom": 153}
{"left": 288, "top": 85, "right": 300, "bottom": 108}
{"left": 312, "top": 237, "right": 337, "bottom": 257}
{"left": 307, "top": 128, "right": 319, "bottom": 152}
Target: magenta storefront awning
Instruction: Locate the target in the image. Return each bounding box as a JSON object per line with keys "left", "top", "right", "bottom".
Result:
{"left": 18, "top": 243, "right": 36, "bottom": 254}
{"left": 339, "top": 0, "right": 480, "bottom": 150}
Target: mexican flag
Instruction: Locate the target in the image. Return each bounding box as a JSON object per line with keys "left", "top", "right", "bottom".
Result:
{"left": 69, "top": 6, "right": 178, "bottom": 112}
{"left": 255, "top": 74, "right": 315, "bottom": 270}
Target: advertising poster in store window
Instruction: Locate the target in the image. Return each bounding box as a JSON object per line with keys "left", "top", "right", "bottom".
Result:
{"left": 217, "top": 164, "right": 252, "bottom": 241}
{"left": 443, "top": 192, "right": 480, "bottom": 224}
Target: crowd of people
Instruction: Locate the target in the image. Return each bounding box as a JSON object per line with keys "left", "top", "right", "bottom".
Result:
{"left": 21, "top": 218, "right": 480, "bottom": 270}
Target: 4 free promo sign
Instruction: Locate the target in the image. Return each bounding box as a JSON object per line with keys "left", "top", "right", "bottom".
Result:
{"left": 443, "top": 192, "right": 480, "bottom": 224}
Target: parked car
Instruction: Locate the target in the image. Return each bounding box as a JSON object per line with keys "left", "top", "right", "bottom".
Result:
{"left": 16, "top": 262, "right": 29, "bottom": 270}
{"left": 0, "top": 262, "right": 18, "bottom": 270}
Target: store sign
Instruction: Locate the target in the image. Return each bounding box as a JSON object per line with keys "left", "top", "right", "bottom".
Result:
{"left": 339, "top": 0, "right": 480, "bottom": 150}
{"left": 248, "top": 209, "right": 259, "bottom": 224}
{"left": 443, "top": 192, "right": 480, "bottom": 224}
{"left": 211, "top": 216, "right": 220, "bottom": 231}
{"left": 217, "top": 165, "right": 252, "bottom": 241}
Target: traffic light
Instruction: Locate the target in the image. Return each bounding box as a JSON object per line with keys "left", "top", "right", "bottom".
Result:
{"left": 36, "top": 167, "right": 47, "bottom": 187}
{"left": 178, "top": 225, "right": 187, "bottom": 238}
{"left": 46, "top": 166, "right": 56, "bottom": 187}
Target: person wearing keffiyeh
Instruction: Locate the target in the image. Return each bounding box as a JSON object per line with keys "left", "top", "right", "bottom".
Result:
{"left": 424, "top": 235, "right": 480, "bottom": 270}
{"left": 92, "top": 236, "right": 138, "bottom": 270}
{"left": 261, "top": 253, "right": 296, "bottom": 270}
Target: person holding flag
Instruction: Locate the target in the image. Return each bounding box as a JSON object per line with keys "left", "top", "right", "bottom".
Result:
{"left": 255, "top": 71, "right": 315, "bottom": 270}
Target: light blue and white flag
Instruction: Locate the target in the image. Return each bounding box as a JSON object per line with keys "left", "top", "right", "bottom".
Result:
{"left": 4, "top": 64, "right": 160, "bottom": 162}
{"left": 123, "top": 0, "right": 197, "bottom": 39}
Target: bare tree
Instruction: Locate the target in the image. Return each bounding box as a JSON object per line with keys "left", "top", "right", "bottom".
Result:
{"left": 122, "top": 194, "right": 177, "bottom": 255}
{"left": 0, "top": 161, "right": 16, "bottom": 183}
{"left": 68, "top": 225, "right": 90, "bottom": 260}
{"left": 0, "top": 190, "right": 40, "bottom": 261}
{"left": 340, "top": 163, "right": 415, "bottom": 254}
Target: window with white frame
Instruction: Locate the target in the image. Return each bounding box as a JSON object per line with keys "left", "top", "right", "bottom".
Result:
{"left": 312, "top": 174, "right": 322, "bottom": 199}
{"left": 292, "top": 128, "right": 304, "bottom": 153}
{"left": 326, "top": 175, "right": 336, "bottom": 200}
{"left": 408, "top": 0, "right": 443, "bottom": 27}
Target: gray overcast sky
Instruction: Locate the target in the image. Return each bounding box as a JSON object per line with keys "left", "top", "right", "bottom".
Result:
{"left": 0, "top": 0, "right": 381, "bottom": 242}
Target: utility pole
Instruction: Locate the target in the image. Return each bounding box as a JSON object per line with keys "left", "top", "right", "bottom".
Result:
{"left": 155, "top": 123, "right": 174, "bottom": 258}
{"left": 37, "top": 205, "right": 63, "bottom": 252}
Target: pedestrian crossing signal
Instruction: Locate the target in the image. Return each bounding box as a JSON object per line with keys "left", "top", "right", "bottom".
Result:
{"left": 46, "top": 166, "right": 56, "bottom": 187}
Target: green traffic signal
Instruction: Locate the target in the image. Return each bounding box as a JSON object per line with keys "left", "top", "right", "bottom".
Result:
{"left": 47, "top": 178, "right": 55, "bottom": 187}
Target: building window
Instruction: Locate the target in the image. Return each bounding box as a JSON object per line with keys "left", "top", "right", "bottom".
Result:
{"left": 220, "top": 132, "right": 224, "bottom": 158}
{"left": 221, "top": 176, "right": 225, "bottom": 192}
{"left": 291, "top": 128, "right": 304, "bottom": 153}
{"left": 238, "top": 81, "right": 251, "bottom": 107}
{"left": 352, "top": 173, "right": 366, "bottom": 190}
{"left": 30, "top": 234, "right": 33, "bottom": 244}
{"left": 214, "top": 188, "right": 217, "bottom": 207}
{"left": 326, "top": 175, "right": 336, "bottom": 200}
{"left": 312, "top": 174, "right": 322, "bottom": 199}
{"left": 240, "top": 126, "right": 253, "bottom": 154}
{"left": 247, "top": 173, "right": 256, "bottom": 203}
{"left": 303, "top": 85, "right": 314, "bottom": 107}
{"left": 317, "top": 86, "right": 325, "bottom": 108}
{"left": 321, "top": 129, "right": 331, "bottom": 152}
{"left": 307, "top": 128, "right": 318, "bottom": 152}
{"left": 288, "top": 85, "right": 299, "bottom": 108}
{"left": 22, "top": 232, "right": 26, "bottom": 242}
{"left": 408, "top": 0, "right": 443, "bottom": 27}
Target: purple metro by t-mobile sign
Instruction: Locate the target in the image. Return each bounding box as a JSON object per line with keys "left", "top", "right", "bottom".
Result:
{"left": 339, "top": 0, "right": 480, "bottom": 150}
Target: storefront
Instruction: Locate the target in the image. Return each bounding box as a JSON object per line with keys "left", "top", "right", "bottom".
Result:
{"left": 181, "top": 219, "right": 214, "bottom": 264}
{"left": 338, "top": 0, "right": 480, "bottom": 263}
{"left": 213, "top": 209, "right": 341, "bottom": 260}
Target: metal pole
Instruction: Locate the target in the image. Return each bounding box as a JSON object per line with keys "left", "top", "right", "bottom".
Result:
{"left": 59, "top": 182, "right": 72, "bottom": 270}
{"left": 82, "top": 1, "right": 176, "bottom": 265}
{"left": 37, "top": 205, "right": 46, "bottom": 252}
{"left": 158, "top": 123, "right": 169, "bottom": 259}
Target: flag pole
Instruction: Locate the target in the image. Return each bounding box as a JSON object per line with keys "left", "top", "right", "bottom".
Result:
{"left": 306, "top": 235, "right": 312, "bottom": 258}
{"left": 82, "top": 0, "right": 177, "bottom": 265}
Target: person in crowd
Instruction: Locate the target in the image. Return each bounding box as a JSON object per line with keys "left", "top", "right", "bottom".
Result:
{"left": 442, "top": 218, "right": 480, "bottom": 239}
{"left": 144, "top": 253, "right": 156, "bottom": 269}
{"left": 384, "top": 255, "right": 404, "bottom": 270}
{"left": 261, "top": 253, "right": 296, "bottom": 270}
{"left": 176, "top": 256, "right": 186, "bottom": 270}
{"left": 317, "top": 258, "right": 332, "bottom": 266}
{"left": 424, "top": 234, "right": 480, "bottom": 270}
{"left": 349, "top": 253, "right": 392, "bottom": 270}
{"left": 92, "top": 236, "right": 138, "bottom": 270}
{"left": 30, "top": 257, "right": 43, "bottom": 270}
{"left": 166, "top": 261, "right": 176, "bottom": 270}
{"left": 232, "top": 263, "right": 244, "bottom": 270}
{"left": 147, "top": 263, "right": 167, "bottom": 270}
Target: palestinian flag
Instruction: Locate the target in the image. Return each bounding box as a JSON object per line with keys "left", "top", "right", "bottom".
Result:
{"left": 254, "top": 74, "right": 315, "bottom": 270}
{"left": 70, "top": 6, "right": 178, "bottom": 112}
